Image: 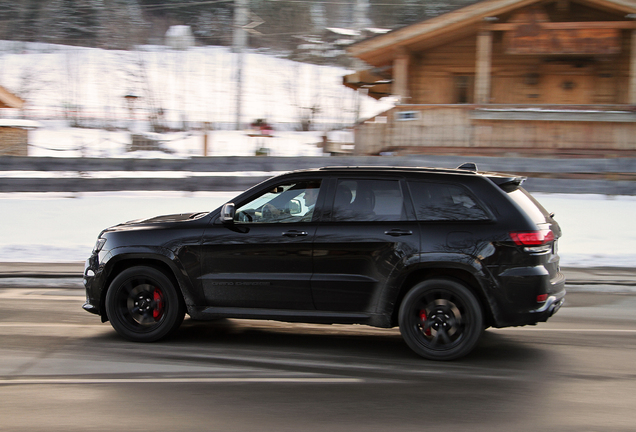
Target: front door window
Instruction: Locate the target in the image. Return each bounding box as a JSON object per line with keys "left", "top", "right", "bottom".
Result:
{"left": 235, "top": 180, "right": 322, "bottom": 223}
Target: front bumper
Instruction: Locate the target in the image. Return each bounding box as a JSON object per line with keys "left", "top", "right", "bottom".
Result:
{"left": 82, "top": 301, "right": 99, "bottom": 315}
{"left": 82, "top": 256, "right": 103, "bottom": 318}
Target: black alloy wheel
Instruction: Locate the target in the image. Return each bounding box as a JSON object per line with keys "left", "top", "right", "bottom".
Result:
{"left": 399, "top": 278, "right": 483, "bottom": 360}
{"left": 105, "top": 266, "right": 185, "bottom": 342}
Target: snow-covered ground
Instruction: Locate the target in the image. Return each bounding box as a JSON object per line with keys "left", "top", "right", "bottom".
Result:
{"left": 0, "top": 190, "right": 634, "bottom": 268}
{"left": 1, "top": 40, "right": 386, "bottom": 158}
{"left": 26, "top": 125, "right": 328, "bottom": 158}
{"left": 1, "top": 41, "right": 392, "bottom": 133}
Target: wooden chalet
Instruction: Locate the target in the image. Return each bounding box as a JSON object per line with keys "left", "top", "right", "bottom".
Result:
{"left": 344, "top": 0, "right": 636, "bottom": 157}
{"left": 0, "top": 85, "right": 30, "bottom": 156}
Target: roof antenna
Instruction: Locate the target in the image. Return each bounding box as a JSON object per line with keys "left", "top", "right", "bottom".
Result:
{"left": 457, "top": 162, "right": 478, "bottom": 171}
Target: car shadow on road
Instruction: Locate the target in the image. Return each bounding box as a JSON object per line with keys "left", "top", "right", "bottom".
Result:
{"left": 156, "top": 318, "right": 553, "bottom": 368}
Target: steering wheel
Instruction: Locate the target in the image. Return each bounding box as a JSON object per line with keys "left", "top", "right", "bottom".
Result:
{"left": 261, "top": 204, "right": 273, "bottom": 221}
{"left": 237, "top": 211, "right": 252, "bottom": 222}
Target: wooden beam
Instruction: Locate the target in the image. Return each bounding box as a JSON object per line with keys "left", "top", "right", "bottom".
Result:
{"left": 490, "top": 21, "right": 636, "bottom": 31}
{"left": 392, "top": 47, "right": 410, "bottom": 103}
{"left": 575, "top": 0, "right": 636, "bottom": 15}
{"left": 630, "top": 30, "right": 636, "bottom": 104}
{"left": 556, "top": 0, "right": 570, "bottom": 12}
{"left": 475, "top": 31, "right": 493, "bottom": 104}
{"left": 347, "top": 0, "right": 541, "bottom": 63}
{"left": 0, "top": 86, "right": 24, "bottom": 109}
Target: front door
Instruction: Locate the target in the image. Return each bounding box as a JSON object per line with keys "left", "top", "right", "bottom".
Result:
{"left": 200, "top": 179, "right": 323, "bottom": 310}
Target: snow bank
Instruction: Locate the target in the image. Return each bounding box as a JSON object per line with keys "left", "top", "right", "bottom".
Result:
{"left": 0, "top": 191, "right": 634, "bottom": 267}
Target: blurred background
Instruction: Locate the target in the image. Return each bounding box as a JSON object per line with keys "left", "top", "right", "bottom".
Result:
{"left": 0, "top": 0, "right": 635, "bottom": 263}
{"left": 1, "top": 3, "right": 636, "bottom": 432}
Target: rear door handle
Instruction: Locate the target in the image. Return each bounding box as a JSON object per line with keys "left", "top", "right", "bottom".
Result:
{"left": 385, "top": 229, "right": 413, "bottom": 237}
{"left": 282, "top": 230, "right": 308, "bottom": 237}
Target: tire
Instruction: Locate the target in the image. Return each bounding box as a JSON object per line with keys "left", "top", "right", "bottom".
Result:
{"left": 105, "top": 266, "right": 185, "bottom": 342}
{"left": 398, "top": 278, "right": 483, "bottom": 361}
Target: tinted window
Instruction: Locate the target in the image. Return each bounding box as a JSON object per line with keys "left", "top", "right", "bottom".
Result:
{"left": 506, "top": 188, "right": 549, "bottom": 225}
{"left": 235, "top": 180, "right": 321, "bottom": 223}
{"left": 332, "top": 179, "right": 405, "bottom": 222}
{"left": 409, "top": 181, "right": 489, "bottom": 221}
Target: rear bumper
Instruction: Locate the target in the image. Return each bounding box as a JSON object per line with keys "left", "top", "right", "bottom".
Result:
{"left": 493, "top": 267, "right": 566, "bottom": 327}
{"left": 528, "top": 290, "right": 565, "bottom": 321}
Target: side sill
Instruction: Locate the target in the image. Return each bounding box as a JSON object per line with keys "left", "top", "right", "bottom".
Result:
{"left": 195, "top": 306, "right": 371, "bottom": 325}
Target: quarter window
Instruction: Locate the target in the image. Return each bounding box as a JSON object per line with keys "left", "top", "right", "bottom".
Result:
{"left": 409, "top": 181, "right": 489, "bottom": 221}
{"left": 332, "top": 179, "right": 406, "bottom": 222}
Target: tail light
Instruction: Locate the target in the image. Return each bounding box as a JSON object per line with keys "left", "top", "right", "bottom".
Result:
{"left": 510, "top": 230, "right": 554, "bottom": 253}
{"left": 510, "top": 230, "right": 554, "bottom": 246}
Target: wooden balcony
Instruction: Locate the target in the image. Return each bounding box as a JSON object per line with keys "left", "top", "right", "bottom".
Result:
{"left": 354, "top": 104, "right": 636, "bottom": 158}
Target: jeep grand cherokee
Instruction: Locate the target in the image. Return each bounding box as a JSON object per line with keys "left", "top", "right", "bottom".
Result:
{"left": 83, "top": 165, "right": 565, "bottom": 360}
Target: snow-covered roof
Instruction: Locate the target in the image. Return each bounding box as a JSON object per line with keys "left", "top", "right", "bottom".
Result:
{"left": 366, "top": 28, "right": 391, "bottom": 34}
{"left": 0, "top": 119, "right": 42, "bottom": 128}
{"left": 165, "top": 25, "right": 195, "bottom": 50}
{"left": 0, "top": 85, "right": 25, "bottom": 109}
{"left": 326, "top": 27, "right": 360, "bottom": 37}
{"left": 165, "top": 25, "right": 193, "bottom": 38}
{"left": 333, "top": 39, "right": 356, "bottom": 46}
{"left": 298, "top": 44, "right": 325, "bottom": 51}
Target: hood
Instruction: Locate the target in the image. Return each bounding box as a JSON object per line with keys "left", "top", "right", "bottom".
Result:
{"left": 107, "top": 212, "right": 208, "bottom": 231}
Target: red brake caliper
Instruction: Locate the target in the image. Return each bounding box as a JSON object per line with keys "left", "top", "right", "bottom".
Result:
{"left": 152, "top": 289, "right": 164, "bottom": 320}
{"left": 419, "top": 310, "right": 431, "bottom": 336}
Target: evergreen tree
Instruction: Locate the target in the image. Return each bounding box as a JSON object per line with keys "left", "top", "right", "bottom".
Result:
{"left": 39, "top": 0, "right": 105, "bottom": 46}
{"left": 100, "top": 0, "right": 148, "bottom": 49}
{"left": 0, "top": 0, "right": 37, "bottom": 41}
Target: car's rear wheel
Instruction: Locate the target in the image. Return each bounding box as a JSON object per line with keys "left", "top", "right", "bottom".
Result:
{"left": 105, "top": 266, "right": 185, "bottom": 342}
{"left": 399, "top": 278, "right": 483, "bottom": 360}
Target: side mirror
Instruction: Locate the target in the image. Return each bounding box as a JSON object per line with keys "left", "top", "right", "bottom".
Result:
{"left": 288, "top": 199, "right": 302, "bottom": 215}
{"left": 220, "top": 203, "right": 235, "bottom": 223}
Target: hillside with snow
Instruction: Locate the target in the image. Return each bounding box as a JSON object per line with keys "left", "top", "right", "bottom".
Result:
{"left": 1, "top": 41, "right": 391, "bottom": 131}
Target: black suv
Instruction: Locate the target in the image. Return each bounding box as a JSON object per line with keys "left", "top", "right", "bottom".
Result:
{"left": 83, "top": 165, "right": 565, "bottom": 360}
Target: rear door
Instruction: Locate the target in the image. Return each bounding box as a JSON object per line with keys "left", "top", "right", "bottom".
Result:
{"left": 311, "top": 176, "right": 420, "bottom": 312}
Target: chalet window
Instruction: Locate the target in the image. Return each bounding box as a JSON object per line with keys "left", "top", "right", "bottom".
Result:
{"left": 395, "top": 111, "right": 420, "bottom": 121}
{"left": 453, "top": 75, "right": 474, "bottom": 104}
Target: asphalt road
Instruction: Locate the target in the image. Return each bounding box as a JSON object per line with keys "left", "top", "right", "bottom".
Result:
{"left": 0, "top": 285, "right": 635, "bottom": 432}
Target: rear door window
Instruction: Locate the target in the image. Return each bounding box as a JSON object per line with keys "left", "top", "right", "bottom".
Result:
{"left": 332, "top": 179, "right": 406, "bottom": 222}
{"left": 408, "top": 181, "right": 490, "bottom": 221}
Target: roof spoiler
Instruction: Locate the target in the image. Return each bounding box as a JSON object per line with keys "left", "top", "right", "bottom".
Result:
{"left": 489, "top": 175, "right": 527, "bottom": 192}
{"left": 456, "top": 162, "right": 525, "bottom": 191}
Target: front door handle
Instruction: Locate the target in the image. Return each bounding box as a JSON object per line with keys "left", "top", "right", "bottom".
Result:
{"left": 385, "top": 229, "right": 413, "bottom": 237}
{"left": 282, "top": 230, "right": 308, "bottom": 237}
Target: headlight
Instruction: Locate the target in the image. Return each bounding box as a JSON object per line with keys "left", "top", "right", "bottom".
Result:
{"left": 93, "top": 238, "right": 107, "bottom": 253}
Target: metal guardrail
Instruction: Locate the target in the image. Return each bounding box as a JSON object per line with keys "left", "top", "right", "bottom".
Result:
{"left": 0, "top": 155, "right": 634, "bottom": 195}
{"left": 2, "top": 155, "right": 636, "bottom": 172}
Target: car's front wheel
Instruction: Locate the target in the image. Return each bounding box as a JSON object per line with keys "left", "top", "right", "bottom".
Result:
{"left": 105, "top": 266, "right": 185, "bottom": 342}
{"left": 399, "top": 278, "right": 483, "bottom": 360}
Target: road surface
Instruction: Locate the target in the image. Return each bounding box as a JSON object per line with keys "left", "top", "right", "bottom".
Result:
{"left": 0, "top": 285, "right": 635, "bottom": 432}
